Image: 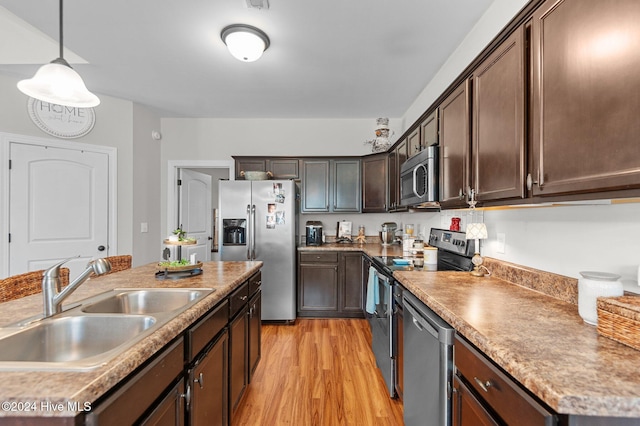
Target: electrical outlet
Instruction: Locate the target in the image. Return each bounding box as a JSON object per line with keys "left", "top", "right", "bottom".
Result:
{"left": 496, "top": 233, "right": 506, "bottom": 254}
{"left": 141, "top": 222, "right": 148, "bottom": 233}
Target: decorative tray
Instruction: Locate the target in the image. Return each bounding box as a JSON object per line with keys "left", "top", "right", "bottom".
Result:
{"left": 163, "top": 239, "right": 197, "bottom": 246}
{"left": 157, "top": 261, "right": 203, "bottom": 272}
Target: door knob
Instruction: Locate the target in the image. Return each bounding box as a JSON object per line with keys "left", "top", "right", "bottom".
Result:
{"left": 97, "top": 245, "right": 106, "bottom": 251}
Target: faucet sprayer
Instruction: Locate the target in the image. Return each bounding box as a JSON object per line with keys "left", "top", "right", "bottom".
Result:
{"left": 42, "top": 257, "right": 112, "bottom": 318}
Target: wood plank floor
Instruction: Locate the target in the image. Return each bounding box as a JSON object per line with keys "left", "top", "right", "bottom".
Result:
{"left": 232, "top": 319, "right": 404, "bottom": 426}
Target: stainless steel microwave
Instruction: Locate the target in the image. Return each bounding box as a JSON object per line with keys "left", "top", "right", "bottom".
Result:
{"left": 400, "top": 145, "right": 438, "bottom": 207}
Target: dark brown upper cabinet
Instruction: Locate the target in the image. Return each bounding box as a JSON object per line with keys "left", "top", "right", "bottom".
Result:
{"left": 472, "top": 25, "right": 526, "bottom": 202}
{"left": 362, "top": 153, "right": 389, "bottom": 213}
{"left": 388, "top": 139, "right": 408, "bottom": 212}
{"left": 531, "top": 0, "right": 640, "bottom": 196}
{"left": 407, "top": 127, "right": 421, "bottom": 159}
{"left": 439, "top": 80, "right": 471, "bottom": 208}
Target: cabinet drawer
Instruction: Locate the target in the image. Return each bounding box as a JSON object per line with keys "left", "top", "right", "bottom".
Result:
{"left": 455, "top": 335, "right": 556, "bottom": 426}
{"left": 249, "top": 271, "right": 262, "bottom": 296}
{"left": 188, "top": 300, "right": 229, "bottom": 361}
{"left": 299, "top": 252, "right": 338, "bottom": 263}
{"left": 86, "top": 337, "right": 184, "bottom": 425}
{"left": 229, "top": 281, "right": 249, "bottom": 318}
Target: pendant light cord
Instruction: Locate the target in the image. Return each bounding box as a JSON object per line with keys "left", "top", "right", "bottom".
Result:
{"left": 59, "top": 0, "right": 64, "bottom": 59}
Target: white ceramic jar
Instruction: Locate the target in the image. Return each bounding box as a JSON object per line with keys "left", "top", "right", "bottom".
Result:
{"left": 578, "top": 271, "right": 623, "bottom": 325}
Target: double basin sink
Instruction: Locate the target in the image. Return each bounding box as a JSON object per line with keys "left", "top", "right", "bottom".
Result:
{"left": 0, "top": 288, "right": 214, "bottom": 371}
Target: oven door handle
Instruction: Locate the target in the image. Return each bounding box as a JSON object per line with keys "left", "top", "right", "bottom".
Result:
{"left": 372, "top": 268, "right": 392, "bottom": 317}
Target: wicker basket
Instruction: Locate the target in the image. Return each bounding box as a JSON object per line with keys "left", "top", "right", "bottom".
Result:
{"left": 597, "top": 295, "right": 640, "bottom": 351}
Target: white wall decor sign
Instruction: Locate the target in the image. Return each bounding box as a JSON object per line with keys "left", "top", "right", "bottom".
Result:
{"left": 27, "top": 98, "right": 96, "bottom": 139}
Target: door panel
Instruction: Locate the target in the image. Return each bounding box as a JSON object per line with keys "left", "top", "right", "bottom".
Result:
{"left": 9, "top": 142, "right": 109, "bottom": 279}
{"left": 179, "top": 169, "right": 212, "bottom": 262}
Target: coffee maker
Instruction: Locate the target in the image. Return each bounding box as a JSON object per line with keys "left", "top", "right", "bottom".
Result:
{"left": 305, "top": 221, "right": 323, "bottom": 246}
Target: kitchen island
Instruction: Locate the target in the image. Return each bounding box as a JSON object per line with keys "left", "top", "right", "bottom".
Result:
{"left": 0, "top": 260, "right": 262, "bottom": 423}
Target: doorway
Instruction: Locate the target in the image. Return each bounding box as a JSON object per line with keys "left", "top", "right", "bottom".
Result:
{"left": 0, "top": 133, "right": 117, "bottom": 280}
{"left": 167, "top": 160, "right": 233, "bottom": 262}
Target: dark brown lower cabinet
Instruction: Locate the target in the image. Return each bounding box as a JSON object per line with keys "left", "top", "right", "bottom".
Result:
{"left": 452, "top": 375, "right": 498, "bottom": 426}
{"left": 248, "top": 289, "right": 262, "bottom": 380}
{"left": 189, "top": 331, "right": 228, "bottom": 426}
{"left": 454, "top": 335, "right": 557, "bottom": 426}
{"left": 140, "top": 379, "right": 185, "bottom": 426}
{"left": 298, "top": 252, "right": 364, "bottom": 318}
{"left": 229, "top": 304, "right": 248, "bottom": 418}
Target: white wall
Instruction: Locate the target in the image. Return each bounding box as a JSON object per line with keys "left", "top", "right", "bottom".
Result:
{"left": 403, "top": 0, "right": 529, "bottom": 126}
{"left": 0, "top": 73, "right": 139, "bottom": 262}
{"left": 132, "top": 104, "right": 162, "bottom": 266}
{"left": 159, "top": 118, "right": 403, "bottom": 236}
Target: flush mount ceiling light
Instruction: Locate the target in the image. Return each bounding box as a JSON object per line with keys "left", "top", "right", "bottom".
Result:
{"left": 17, "top": 0, "right": 100, "bottom": 108}
{"left": 221, "top": 24, "right": 270, "bottom": 62}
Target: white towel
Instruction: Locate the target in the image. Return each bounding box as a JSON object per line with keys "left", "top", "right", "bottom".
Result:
{"left": 365, "top": 266, "right": 380, "bottom": 314}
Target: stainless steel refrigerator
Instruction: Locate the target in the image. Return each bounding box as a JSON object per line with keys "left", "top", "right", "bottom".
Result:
{"left": 218, "top": 180, "right": 296, "bottom": 322}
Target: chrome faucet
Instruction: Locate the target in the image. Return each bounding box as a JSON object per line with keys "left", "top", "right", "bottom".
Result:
{"left": 42, "top": 257, "right": 112, "bottom": 318}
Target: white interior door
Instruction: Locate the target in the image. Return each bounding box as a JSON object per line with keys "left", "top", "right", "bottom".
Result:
{"left": 9, "top": 142, "right": 109, "bottom": 280}
{"left": 179, "top": 169, "right": 212, "bottom": 263}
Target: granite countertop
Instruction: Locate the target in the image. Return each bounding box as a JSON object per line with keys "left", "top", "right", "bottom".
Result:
{"left": 0, "top": 261, "right": 262, "bottom": 419}
{"left": 395, "top": 269, "right": 640, "bottom": 419}
{"left": 301, "top": 242, "right": 640, "bottom": 419}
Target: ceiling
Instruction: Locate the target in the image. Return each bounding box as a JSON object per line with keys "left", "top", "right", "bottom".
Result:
{"left": 0, "top": 0, "right": 494, "bottom": 118}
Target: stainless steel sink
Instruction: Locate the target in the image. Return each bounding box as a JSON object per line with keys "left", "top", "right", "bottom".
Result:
{"left": 81, "top": 289, "right": 211, "bottom": 314}
{"left": 0, "top": 315, "right": 155, "bottom": 369}
{"left": 0, "top": 287, "right": 214, "bottom": 371}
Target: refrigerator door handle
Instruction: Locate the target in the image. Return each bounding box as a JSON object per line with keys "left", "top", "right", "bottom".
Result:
{"left": 246, "top": 204, "right": 252, "bottom": 260}
{"left": 251, "top": 204, "right": 256, "bottom": 259}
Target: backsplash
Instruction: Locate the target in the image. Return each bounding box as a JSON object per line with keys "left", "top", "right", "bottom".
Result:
{"left": 483, "top": 257, "right": 578, "bottom": 305}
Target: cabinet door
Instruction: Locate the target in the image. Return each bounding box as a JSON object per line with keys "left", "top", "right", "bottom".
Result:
{"left": 362, "top": 154, "right": 389, "bottom": 212}
{"left": 407, "top": 127, "right": 421, "bottom": 158}
{"left": 439, "top": 80, "right": 471, "bottom": 207}
{"left": 420, "top": 110, "right": 438, "bottom": 150}
{"left": 452, "top": 375, "right": 499, "bottom": 426}
{"left": 333, "top": 159, "right": 361, "bottom": 212}
{"left": 301, "top": 160, "right": 330, "bottom": 212}
{"left": 267, "top": 159, "right": 299, "bottom": 179}
{"left": 248, "top": 290, "right": 262, "bottom": 381}
{"left": 140, "top": 379, "right": 185, "bottom": 426}
{"left": 298, "top": 263, "right": 339, "bottom": 314}
{"left": 229, "top": 306, "right": 248, "bottom": 418}
{"left": 190, "top": 332, "right": 228, "bottom": 426}
{"left": 235, "top": 159, "right": 266, "bottom": 179}
{"left": 532, "top": 0, "right": 640, "bottom": 196}
{"left": 339, "top": 253, "right": 364, "bottom": 316}
{"left": 473, "top": 26, "right": 526, "bottom": 202}
{"left": 389, "top": 140, "right": 408, "bottom": 211}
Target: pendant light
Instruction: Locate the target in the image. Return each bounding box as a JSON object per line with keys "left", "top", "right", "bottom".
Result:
{"left": 221, "top": 24, "right": 270, "bottom": 62}
{"left": 17, "top": 0, "right": 100, "bottom": 107}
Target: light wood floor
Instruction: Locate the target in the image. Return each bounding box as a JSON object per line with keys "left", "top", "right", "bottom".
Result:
{"left": 232, "top": 319, "right": 404, "bottom": 426}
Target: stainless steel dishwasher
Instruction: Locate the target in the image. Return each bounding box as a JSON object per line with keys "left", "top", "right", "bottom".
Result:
{"left": 403, "top": 291, "right": 454, "bottom": 426}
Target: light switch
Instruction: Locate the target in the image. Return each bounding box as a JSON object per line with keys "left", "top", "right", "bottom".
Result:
{"left": 141, "top": 222, "right": 148, "bottom": 233}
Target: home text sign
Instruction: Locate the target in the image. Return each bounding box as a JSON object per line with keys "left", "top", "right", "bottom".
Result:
{"left": 28, "top": 98, "right": 96, "bottom": 139}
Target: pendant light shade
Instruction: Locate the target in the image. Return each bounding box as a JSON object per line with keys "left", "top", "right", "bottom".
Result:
{"left": 17, "top": 0, "right": 100, "bottom": 107}
{"left": 221, "top": 24, "right": 270, "bottom": 62}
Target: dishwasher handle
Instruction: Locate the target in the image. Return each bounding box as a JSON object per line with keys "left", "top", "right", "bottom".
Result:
{"left": 404, "top": 298, "right": 439, "bottom": 339}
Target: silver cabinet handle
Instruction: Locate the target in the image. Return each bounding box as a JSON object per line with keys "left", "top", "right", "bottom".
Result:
{"left": 474, "top": 377, "right": 492, "bottom": 393}
{"left": 194, "top": 372, "right": 204, "bottom": 389}
{"left": 181, "top": 384, "right": 191, "bottom": 407}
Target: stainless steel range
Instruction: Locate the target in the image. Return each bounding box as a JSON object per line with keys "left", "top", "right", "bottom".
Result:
{"left": 367, "top": 228, "right": 475, "bottom": 403}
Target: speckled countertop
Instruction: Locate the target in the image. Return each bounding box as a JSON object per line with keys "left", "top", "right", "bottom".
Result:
{"left": 300, "top": 242, "right": 640, "bottom": 419}
{"left": 0, "top": 261, "right": 262, "bottom": 419}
